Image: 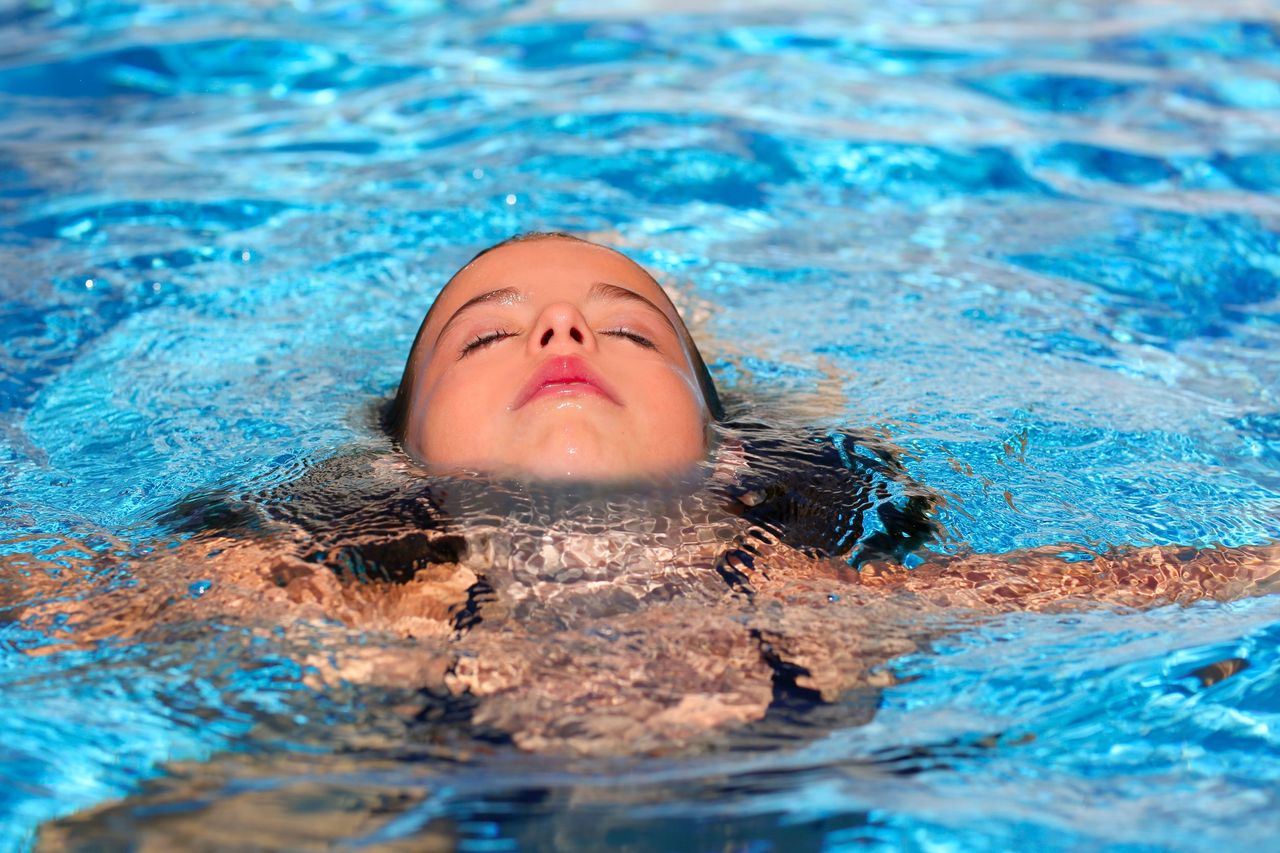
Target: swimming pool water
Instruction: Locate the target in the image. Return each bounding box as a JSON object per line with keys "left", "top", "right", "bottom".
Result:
{"left": 3, "top": 0, "right": 1280, "bottom": 849}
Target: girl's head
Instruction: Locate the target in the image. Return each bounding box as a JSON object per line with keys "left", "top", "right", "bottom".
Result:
{"left": 387, "top": 233, "right": 722, "bottom": 480}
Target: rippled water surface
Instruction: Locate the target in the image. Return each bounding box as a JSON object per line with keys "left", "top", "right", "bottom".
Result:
{"left": 3, "top": 0, "right": 1280, "bottom": 850}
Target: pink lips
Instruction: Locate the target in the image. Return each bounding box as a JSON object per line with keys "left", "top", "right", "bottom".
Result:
{"left": 513, "top": 355, "right": 620, "bottom": 410}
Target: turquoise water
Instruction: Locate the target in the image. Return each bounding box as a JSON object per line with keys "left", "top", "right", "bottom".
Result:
{"left": 3, "top": 0, "right": 1280, "bottom": 849}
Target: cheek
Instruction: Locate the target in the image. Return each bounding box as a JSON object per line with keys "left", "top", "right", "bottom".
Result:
{"left": 410, "top": 365, "right": 512, "bottom": 461}
{"left": 626, "top": 364, "right": 708, "bottom": 450}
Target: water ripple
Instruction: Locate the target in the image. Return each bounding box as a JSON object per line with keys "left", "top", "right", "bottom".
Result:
{"left": 2, "top": 1, "right": 1280, "bottom": 850}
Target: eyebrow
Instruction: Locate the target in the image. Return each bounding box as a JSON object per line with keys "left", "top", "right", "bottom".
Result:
{"left": 433, "top": 286, "right": 525, "bottom": 346}
{"left": 587, "top": 281, "right": 678, "bottom": 334}
{"left": 433, "top": 281, "right": 677, "bottom": 347}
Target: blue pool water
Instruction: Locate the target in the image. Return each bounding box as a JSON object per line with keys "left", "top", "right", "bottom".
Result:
{"left": 3, "top": 0, "right": 1280, "bottom": 849}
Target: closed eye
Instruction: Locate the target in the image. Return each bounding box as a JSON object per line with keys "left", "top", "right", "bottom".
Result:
{"left": 601, "top": 328, "right": 656, "bottom": 349}
{"left": 459, "top": 329, "right": 517, "bottom": 358}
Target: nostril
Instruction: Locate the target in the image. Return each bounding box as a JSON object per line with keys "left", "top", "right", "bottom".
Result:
{"left": 570, "top": 327, "right": 583, "bottom": 344}
{"left": 540, "top": 328, "right": 554, "bottom": 346}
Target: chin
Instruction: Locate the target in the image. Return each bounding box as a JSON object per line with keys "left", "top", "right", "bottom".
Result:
{"left": 516, "top": 450, "right": 635, "bottom": 481}
{"left": 512, "top": 445, "right": 706, "bottom": 482}
{"left": 507, "top": 416, "right": 709, "bottom": 481}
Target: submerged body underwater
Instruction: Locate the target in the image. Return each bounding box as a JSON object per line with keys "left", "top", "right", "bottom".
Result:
{"left": 4, "top": 0, "right": 1280, "bottom": 850}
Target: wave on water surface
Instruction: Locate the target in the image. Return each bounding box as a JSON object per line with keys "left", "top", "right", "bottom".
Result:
{"left": 2, "top": 1, "right": 1280, "bottom": 850}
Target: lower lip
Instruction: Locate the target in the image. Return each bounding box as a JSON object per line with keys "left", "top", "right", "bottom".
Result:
{"left": 521, "top": 380, "right": 613, "bottom": 406}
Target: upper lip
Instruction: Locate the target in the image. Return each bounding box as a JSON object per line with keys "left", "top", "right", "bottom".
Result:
{"left": 512, "top": 355, "right": 621, "bottom": 410}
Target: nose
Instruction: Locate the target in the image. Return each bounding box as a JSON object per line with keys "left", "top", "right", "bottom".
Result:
{"left": 527, "top": 301, "right": 597, "bottom": 354}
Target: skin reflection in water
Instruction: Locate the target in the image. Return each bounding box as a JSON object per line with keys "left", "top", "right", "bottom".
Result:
{"left": 25, "top": 528, "right": 1280, "bottom": 849}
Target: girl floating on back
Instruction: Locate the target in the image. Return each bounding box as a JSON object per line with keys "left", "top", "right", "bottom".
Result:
{"left": 8, "top": 232, "right": 1279, "bottom": 754}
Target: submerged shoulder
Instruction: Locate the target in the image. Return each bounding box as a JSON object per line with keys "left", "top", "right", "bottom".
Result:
{"left": 721, "top": 421, "right": 939, "bottom": 565}
{"left": 855, "top": 541, "right": 1280, "bottom": 610}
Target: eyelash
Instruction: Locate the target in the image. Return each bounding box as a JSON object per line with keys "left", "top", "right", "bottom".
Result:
{"left": 457, "top": 327, "right": 656, "bottom": 358}
{"left": 459, "top": 330, "right": 517, "bottom": 358}
{"left": 601, "top": 328, "right": 656, "bottom": 349}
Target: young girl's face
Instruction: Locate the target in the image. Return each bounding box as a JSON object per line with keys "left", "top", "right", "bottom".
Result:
{"left": 399, "top": 237, "right": 711, "bottom": 480}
